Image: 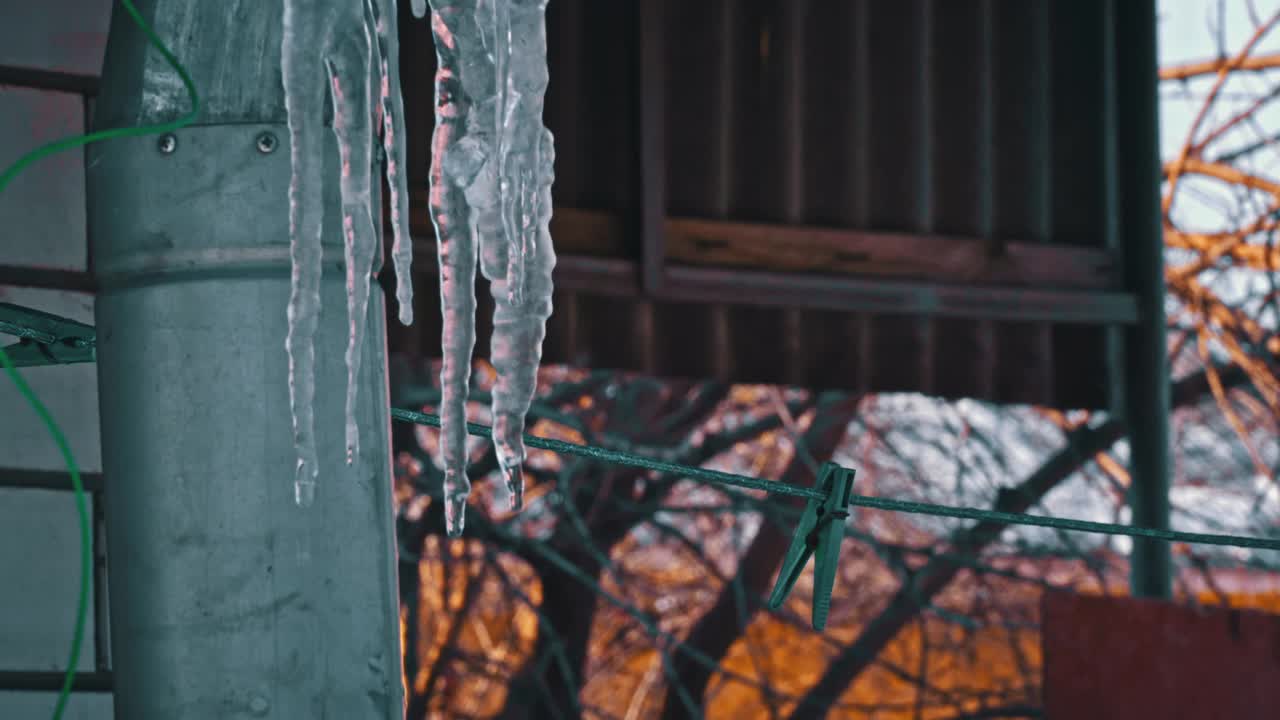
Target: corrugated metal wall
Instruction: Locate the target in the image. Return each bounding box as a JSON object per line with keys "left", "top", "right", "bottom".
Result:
{"left": 391, "top": 0, "right": 1127, "bottom": 409}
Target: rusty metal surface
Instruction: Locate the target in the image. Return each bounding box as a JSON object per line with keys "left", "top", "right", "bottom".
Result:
{"left": 392, "top": 0, "right": 1132, "bottom": 408}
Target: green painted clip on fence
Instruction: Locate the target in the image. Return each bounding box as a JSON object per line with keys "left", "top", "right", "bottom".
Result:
{"left": 768, "top": 461, "right": 857, "bottom": 631}
{"left": 0, "top": 302, "right": 96, "bottom": 367}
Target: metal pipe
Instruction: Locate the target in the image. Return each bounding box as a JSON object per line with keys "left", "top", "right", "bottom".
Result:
{"left": 1114, "top": 0, "right": 1172, "bottom": 598}
{"left": 89, "top": 3, "right": 404, "bottom": 716}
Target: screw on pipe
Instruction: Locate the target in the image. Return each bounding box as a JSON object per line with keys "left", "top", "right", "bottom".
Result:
{"left": 256, "top": 132, "right": 278, "bottom": 154}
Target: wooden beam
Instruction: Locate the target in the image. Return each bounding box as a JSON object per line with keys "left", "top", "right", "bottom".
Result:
{"left": 401, "top": 191, "right": 1116, "bottom": 291}
{"left": 401, "top": 195, "right": 1119, "bottom": 291}
{"left": 400, "top": 240, "right": 1132, "bottom": 324}
{"left": 665, "top": 216, "right": 1119, "bottom": 289}
{"left": 661, "top": 264, "right": 1137, "bottom": 325}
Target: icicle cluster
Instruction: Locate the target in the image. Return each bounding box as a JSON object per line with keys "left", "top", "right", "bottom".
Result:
{"left": 419, "top": 0, "right": 557, "bottom": 536}
{"left": 278, "top": 0, "right": 555, "bottom": 524}
{"left": 281, "top": 0, "right": 415, "bottom": 507}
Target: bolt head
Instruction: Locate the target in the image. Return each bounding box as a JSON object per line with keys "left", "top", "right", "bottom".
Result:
{"left": 248, "top": 695, "right": 269, "bottom": 715}
{"left": 157, "top": 133, "right": 177, "bottom": 154}
{"left": 256, "top": 132, "right": 278, "bottom": 154}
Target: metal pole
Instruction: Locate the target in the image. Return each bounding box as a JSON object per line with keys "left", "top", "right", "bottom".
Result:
{"left": 1114, "top": 0, "right": 1172, "bottom": 598}
{"left": 88, "top": 3, "right": 404, "bottom": 717}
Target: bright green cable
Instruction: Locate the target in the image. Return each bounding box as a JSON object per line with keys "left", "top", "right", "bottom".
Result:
{"left": 0, "top": 2, "right": 198, "bottom": 718}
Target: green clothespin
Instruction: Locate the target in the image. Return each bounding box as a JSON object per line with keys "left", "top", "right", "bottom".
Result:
{"left": 768, "top": 461, "right": 856, "bottom": 631}
{"left": 0, "top": 302, "right": 96, "bottom": 367}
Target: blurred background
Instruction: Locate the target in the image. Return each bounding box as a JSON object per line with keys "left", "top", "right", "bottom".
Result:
{"left": 381, "top": 1, "right": 1280, "bottom": 718}
{"left": 2, "top": 0, "right": 1280, "bottom": 718}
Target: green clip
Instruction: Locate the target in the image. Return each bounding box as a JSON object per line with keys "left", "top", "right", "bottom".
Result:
{"left": 0, "top": 302, "right": 96, "bottom": 368}
{"left": 768, "top": 461, "right": 856, "bottom": 631}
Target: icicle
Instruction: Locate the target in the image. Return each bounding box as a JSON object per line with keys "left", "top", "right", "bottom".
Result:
{"left": 425, "top": 0, "right": 485, "bottom": 536}
{"left": 484, "top": 0, "right": 556, "bottom": 512}
{"left": 371, "top": 0, "right": 416, "bottom": 326}
{"left": 281, "top": 0, "right": 415, "bottom": 501}
{"left": 490, "top": 0, "right": 524, "bottom": 308}
{"left": 327, "top": 15, "right": 379, "bottom": 466}
{"left": 421, "top": 0, "right": 556, "bottom": 529}
{"left": 281, "top": 0, "right": 328, "bottom": 506}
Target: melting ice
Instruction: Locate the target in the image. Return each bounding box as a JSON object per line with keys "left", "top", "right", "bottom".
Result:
{"left": 423, "top": 0, "right": 557, "bottom": 536}
{"left": 281, "top": 0, "right": 556, "bottom": 527}
{"left": 281, "top": 0, "right": 415, "bottom": 506}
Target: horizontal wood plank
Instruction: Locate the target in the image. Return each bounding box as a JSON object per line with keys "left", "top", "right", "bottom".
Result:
{"left": 397, "top": 240, "right": 1135, "bottom": 325}
{"left": 401, "top": 191, "right": 1116, "bottom": 290}
{"left": 663, "top": 265, "right": 1136, "bottom": 325}
{"left": 665, "top": 217, "right": 1117, "bottom": 289}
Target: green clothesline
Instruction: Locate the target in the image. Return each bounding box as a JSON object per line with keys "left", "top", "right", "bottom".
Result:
{"left": 390, "top": 408, "right": 1280, "bottom": 553}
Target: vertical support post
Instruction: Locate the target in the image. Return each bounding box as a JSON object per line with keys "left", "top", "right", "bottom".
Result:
{"left": 1114, "top": 0, "right": 1171, "bottom": 598}
{"left": 89, "top": 2, "right": 404, "bottom": 716}
{"left": 637, "top": 0, "right": 667, "bottom": 294}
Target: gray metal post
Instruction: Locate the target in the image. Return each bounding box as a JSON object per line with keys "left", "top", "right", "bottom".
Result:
{"left": 88, "top": 3, "right": 404, "bottom": 717}
{"left": 1115, "top": 0, "right": 1172, "bottom": 598}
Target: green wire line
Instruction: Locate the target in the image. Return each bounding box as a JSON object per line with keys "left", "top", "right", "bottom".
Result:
{"left": 843, "top": 493, "right": 1280, "bottom": 552}
{"left": 391, "top": 408, "right": 1280, "bottom": 553}
{"left": 391, "top": 408, "right": 825, "bottom": 501}
{"left": 0, "top": 2, "right": 199, "bottom": 718}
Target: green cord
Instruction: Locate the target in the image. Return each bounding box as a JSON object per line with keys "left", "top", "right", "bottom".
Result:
{"left": 0, "top": 2, "right": 199, "bottom": 717}
{"left": 392, "top": 408, "right": 825, "bottom": 500}
{"left": 391, "top": 408, "right": 1280, "bottom": 553}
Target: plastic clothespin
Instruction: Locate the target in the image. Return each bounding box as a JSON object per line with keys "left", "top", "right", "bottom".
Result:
{"left": 768, "top": 461, "right": 856, "bottom": 631}
{"left": 0, "top": 302, "right": 96, "bottom": 367}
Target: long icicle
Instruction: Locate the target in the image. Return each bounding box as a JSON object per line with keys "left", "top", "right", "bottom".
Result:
{"left": 281, "top": 0, "right": 329, "bottom": 506}
{"left": 484, "top": 0, "right": 556, "bottom": 511}
{"left": 426, "top": 0, "right": 484, "bottom": 536}
{"left": 372, "top": 0, "right": 416, "bottom": 326}
{"left": 419, "top": 0, "right": 556, "bottom": 528}
{"left": 282, "top": 0, "right": 416, "bottom": 502}
{"left": 327, "top": 21, "right": 379, "bottom": 466}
